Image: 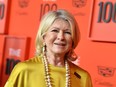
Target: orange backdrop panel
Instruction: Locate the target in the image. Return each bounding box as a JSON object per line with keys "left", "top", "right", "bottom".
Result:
{"left": 89, "top": 0, "right": 116, "bottom": 42}
{"left": 0, "top": 0, "right": 116, "bottom": 87}
{"left": 0, "top": 0, "right": 10, "bottom": 34}
{"left": 1, "top": 36, "right": 29, "bottom": 86}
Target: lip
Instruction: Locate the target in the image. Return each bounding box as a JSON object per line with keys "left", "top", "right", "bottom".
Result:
{"left": 54, "top": 43, "right": 66, "bottom": 46}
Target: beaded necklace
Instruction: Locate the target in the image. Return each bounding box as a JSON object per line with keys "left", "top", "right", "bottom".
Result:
{"left": 42, "top": 55, "right": 71, "bottom": 87}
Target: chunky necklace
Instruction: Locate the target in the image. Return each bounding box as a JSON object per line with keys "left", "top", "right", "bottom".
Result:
{"left": 42, "top": 55, "right": 71, "bottom": 87}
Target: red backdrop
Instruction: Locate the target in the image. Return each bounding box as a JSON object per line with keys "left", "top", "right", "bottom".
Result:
{"left": 0, "top": 0, "right": 116, "bottom": 87}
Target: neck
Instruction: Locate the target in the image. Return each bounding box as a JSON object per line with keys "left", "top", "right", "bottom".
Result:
{"left": 46, "top": 52, "right": 65, "bottom": 67}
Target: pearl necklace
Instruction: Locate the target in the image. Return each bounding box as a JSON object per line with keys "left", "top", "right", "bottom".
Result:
{"left": 42, "top": 55, "right": 71, "bottom": 87}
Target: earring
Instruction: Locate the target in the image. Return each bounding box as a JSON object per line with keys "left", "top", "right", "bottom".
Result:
{"left": 42, "top": 43, "right": 46, "bottom": 55}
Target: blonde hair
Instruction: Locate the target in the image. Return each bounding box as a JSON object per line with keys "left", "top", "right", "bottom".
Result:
{"left": 35, "top": 9, "right": 80, "bottom": 55}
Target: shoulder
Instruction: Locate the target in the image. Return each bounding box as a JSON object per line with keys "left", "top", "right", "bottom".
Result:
{"left": 69, "top": 61, "right": 91, "bottom": 78}
{"left": 5, "top": 56, "right": 42, "bottom": 86}
{"left": 69, "top": 61, "right": 93, "bottom": 87}
{"left": 12, "top": 56, "right": 42, "bottom": 73}
{"left": 24, "top": 55, "right": 42, "bottom": 64}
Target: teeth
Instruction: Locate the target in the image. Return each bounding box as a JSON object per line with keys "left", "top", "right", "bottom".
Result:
{"left": 55, "top": 43, "right": 65, "bottom": 46}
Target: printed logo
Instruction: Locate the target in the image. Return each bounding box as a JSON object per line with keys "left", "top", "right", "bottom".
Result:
{"left": 72, "top": 0, "right": 87, "bottom": 8}
{"left": 9, "top": 48, "right": 21, "bottom": 57}
{"left": 0, "top": 1, "right": 4, "bottom": 19}
{"left": 98, "top": 66, "right": 116, "bottom": 77}
{"left": 94, "top": 78, "right": 114, "bottom": 87}
{"left": 18, "top": 0, "right": 29, "bottom": 8}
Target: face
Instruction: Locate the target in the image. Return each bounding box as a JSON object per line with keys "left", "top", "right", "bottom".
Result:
{"left": 43, "top": 18, "right": 73, "bottom": 56}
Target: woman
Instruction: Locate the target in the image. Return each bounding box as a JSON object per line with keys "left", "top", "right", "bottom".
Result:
{"left": 4, "top": 9, "right": 93, "bottom": 87}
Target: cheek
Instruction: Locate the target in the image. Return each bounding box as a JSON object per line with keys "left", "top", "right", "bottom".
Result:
{"left": 44, "top": 34, "right": 56, "bottom": 44}
{"left": 67, "top": 37, "right": 73, "bottom": 46}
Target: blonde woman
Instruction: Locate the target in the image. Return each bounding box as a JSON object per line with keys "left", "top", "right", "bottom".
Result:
{"left": 5, "top": 9, "right": 93, "bottom": 87}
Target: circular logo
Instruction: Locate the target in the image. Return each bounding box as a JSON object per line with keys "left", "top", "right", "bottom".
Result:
{"left": 72, "top": 0, "right": 87, "bottom": 8}
{"left": 18, "top": 0, "right": 29, "bottom": 8}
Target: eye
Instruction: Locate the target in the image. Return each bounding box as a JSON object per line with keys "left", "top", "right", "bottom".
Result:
{"left": 51, "top": 29, "right": 59, "bottom": 33}
{"left": 65, "top": 31, "right": 71, "bottom": 35}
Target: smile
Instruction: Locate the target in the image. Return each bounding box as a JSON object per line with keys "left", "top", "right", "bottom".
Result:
{"left": 54, "top": 43, "right": 66, "bottom": 46}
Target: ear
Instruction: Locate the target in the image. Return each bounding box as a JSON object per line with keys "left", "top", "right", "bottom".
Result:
{"left": 42, "top": 34, "right": 46, "bottom": 41}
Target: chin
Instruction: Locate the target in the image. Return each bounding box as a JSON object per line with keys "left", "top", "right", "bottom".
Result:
{"left": 53, "top": 50, "right": 67, "bottom": 55}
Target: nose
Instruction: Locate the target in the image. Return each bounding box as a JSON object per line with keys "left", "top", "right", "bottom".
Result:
{"left": 57, "top": 30, "right": 65, "bottom": 41}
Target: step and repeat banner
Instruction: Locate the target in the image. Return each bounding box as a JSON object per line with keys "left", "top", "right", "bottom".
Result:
{"left": 88, "top": 0, "right": 116, "bottom": 42}
{"left": 0, "top": 0, "right": 116, "bottom": 87}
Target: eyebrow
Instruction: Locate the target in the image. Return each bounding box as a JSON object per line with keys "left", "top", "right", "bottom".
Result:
{"left": 51, "top": 27, "right": 59, "bottom": 29}
{"left": 51, "top": 27, "right": 70, "bottom": 31}
{"left": 65, "top": 29, "right": 71, "bottom": 31}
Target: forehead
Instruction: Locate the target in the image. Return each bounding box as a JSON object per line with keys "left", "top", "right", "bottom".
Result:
{"left": 50, "top": 18, "right": 70, "bottom": 30}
